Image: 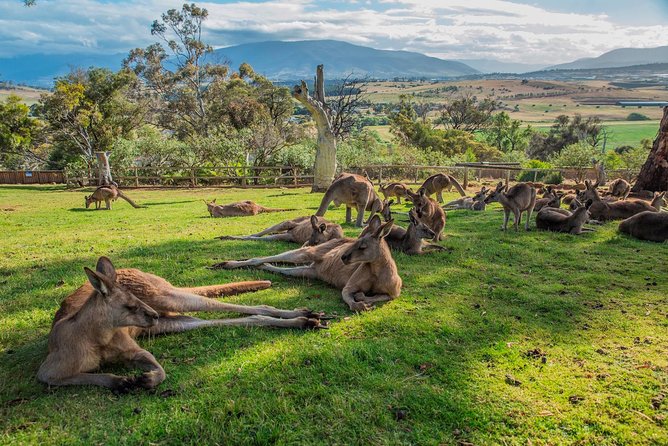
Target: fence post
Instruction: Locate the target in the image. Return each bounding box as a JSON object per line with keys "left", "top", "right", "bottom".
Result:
{"left": 414, "top": 167, "right": 419, "bottom": 184}
{"left": 379, "top": 167, "right": 383, "bottom": 186}
{"left": 293, "top": 167, "right": 298, "bottom": 186}
{"left": 463, "top": 167, "right": 469, "bottom": 189}
{"left": 533, "top": 170, "right": 538, "bottom": 182}
{"left": 134, "top": 167, "right": 139, "bottom": 187}
{"left": 191, "top": 167, "right": 197, "bottom": 187}
{"left": 241, "top": 167, "right": 247, "bottom": 187}
{"left": 63, "top": 168, "right": 69, "bottom": 186}
{"left": 505, "top": 169, "right": 510, "bottom": 188}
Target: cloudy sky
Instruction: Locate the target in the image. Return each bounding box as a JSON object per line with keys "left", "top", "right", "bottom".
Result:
{"left": 1, "top": 0, "right": 667, "bottom": 63}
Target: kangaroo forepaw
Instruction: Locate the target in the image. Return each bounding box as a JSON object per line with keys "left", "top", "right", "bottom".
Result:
{"left": 349, "top": 301, "right": 372, "bottom": 312}
{"left": 304, "top": 318, "right": 329, "bottom": 329}
{"left": 209, "top": 261, "right": 240, "bottom": 270}
{"left": 294, "top": 308, "right": 331, "bottom": 320}
{"left": 132, "top": 372, "right": 161, "bottom": 390}
{"left": 215, "top": 235, "right": 233, "bottom": 240}
{"left": 111, "top": 377, "right": 136, "bottom": 395}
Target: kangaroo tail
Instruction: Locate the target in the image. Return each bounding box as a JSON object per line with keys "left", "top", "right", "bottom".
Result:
{"left": 181, "top": 280, "right": 272, "bottom": 297}
{"left": 315, "top": 189, "right": 334, "bottom": 216}
{"left": 262, "top": 207, "right": 296, "bottom": 213}
{"left": 117, "top": 190, "right": 145, "bottom": 208}
{"left": 448, "top": 175, "right": 466, "bottom": 197}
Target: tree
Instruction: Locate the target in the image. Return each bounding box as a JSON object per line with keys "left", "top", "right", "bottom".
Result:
{"left": 528, "top": 114, "right": 602, "bottom": 160}
{"left": 0, "top": 94, "right": 45, "bottom": 168}
{"left": 437, "top": 93, "right": 497, "bottom": 132}
{"left": 293, "top": 65, "right": 337, "bottom": 192}
{"left": 483, "top": 112, "right": 533, "bottom": 153}
{"left": 632, "top": 107, "right": 668, "bottom": 192}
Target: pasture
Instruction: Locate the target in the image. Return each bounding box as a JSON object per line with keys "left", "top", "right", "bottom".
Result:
{"left": 0, "top": 185, "right": 667, "bottom": 445}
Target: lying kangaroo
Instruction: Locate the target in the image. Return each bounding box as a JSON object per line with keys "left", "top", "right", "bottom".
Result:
{"left": 38, "top": 257, "right": 326, "bottom": 392}
{"left": 485, "top": 181, "right": 537, "bottom": 231}
{"left": 315, "top": 173, "right": 383, "bottom": 227}
{"left": 85, "top": 185, "right": 144, "bottom": 210}
{"left": 406, "top": 188, "right": 446, "bottom": 241}
{"left": 534, "top": 188, "right": 563, "bottom": 212}
{"left": 608, "top": 178, "right": 632, "bottom": 199}
{"left": 379, "top": 182, "right": 411, "bottom": 204}
{"left": 361, "top": 210, "right": 444, "bottom": 255}
{"left": 418, "top": 173, "right": 466, "bottom": 203}
{"left": 581, "top": 180, "right": 662, "bottom": 221}
{"left": 443, "top": 187, "right": 488, "bottom": 211}
{"left": 535, "top": 200, "right": 593, "bottom": 234}
{"left": 213, "top": 220, "right": 402, "bottom": 312}
{"left": 204, "top": 199, "right": 291, "bottom": 217}
{"left": 218, "top": 215, "right": 343, "bottom": 246}
{"left": 619, "top": 211, "right": 668, "bottom": 243}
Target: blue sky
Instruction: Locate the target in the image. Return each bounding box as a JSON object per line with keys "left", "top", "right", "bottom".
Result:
{"left": 1, "top": 0, "right": 667, "bottom": 63}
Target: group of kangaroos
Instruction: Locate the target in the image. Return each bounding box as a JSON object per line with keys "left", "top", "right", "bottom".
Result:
{"left": 42, "top": 173, "right": 667, "bottom": 393}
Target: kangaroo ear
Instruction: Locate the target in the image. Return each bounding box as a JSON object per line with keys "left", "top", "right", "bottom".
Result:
{"left": 84, "top": 267, "right": 112, "bottom": 297}
{"left": 584, "top": 180, "right": 591, "bottom": 188}
{"left": 374, "top": 220, "right": 394, "bottom": 239}
{"left": 419, "top": 188, "right": 426, "bottom": 197}
{"left": 318, "top": 223, "right": 327, "bottom": 233}
{"left": 212, "top": 198, "right": 217, "bottom": 203}
{"left": 408, "top": 209, "right": 418, "bottom": 225}
{"left": 310, "top": 215, "right": 319, "bottom": 227}
{"left": 388, "top": 199, "right": 394, "bottom": 206}
{"left": 95, "top": 256, "right": 117, "bottom": 283}
{"left": 367, "top": 214, "right": 382, "bottom": 231}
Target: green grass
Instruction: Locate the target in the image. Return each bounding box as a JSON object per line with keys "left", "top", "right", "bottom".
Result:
{"left": 533, "top": 121, "right": 659, "bottom": 149}
{"left": 1, "top": 185, "right": 667, "bottom": 445}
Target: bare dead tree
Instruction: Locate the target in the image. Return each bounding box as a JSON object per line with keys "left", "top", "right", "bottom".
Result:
{"left": 328, "top": 74, "right": 369, "bottom": 140}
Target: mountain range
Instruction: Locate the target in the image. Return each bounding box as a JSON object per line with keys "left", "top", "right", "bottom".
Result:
{"left": 548, "top": 46, "right": 668, "bottom": 70}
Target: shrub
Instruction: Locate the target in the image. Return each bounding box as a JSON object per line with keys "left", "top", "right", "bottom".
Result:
{"left": 626, "top": 112, "right": 651, "bottom": 121}
{"left": 543, "top": 171, "right": 563, "bottom": 184}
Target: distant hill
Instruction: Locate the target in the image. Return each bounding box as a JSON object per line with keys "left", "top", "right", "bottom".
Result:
{"left": 210, "top": 40, "right": 479, "bottom": 80}
{"left": 548, "top": 46, "right": 668, "bottom": 70}
{"left": 455, "top": 59, "right": 547, "bottom": 74}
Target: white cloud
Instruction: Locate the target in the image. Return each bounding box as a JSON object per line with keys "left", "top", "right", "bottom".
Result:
{"left": 0, "top": 0, "right": 665, "bottom": 64}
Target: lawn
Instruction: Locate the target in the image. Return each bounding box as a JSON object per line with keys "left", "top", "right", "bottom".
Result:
{"left": 1, "top": 185, "right": 667, "bottom": 445}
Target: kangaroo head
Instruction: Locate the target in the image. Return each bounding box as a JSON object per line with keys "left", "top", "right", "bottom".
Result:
{"left": 409, "top": 208, "right": 435, "bottom": 240}
{"left": 84, "top": 257, "right": 158, "bottom": 329}
{"left": 359, "top": 214, "right": 382, "bottom": 238}
{"left": 341, "top": 220, "right": 393, "bottom": 265}
{"left": 582, "top": 180, "right": 600, "bottom": 202}
{"left": 85, "top": 195, "right": 93, "bottom": 208}
{"left": 651, "top": 191, "right": 666, "bottom": 208}
{"left": 380, "top": 199, "right": 394, "bottom": 222}
{"left": 485, "top": 182, "right": 506, "bottom": 204}
{"left": 304, "top": 215, "right": 333, "bottom": 247}
{"left": 369, "top": 194, "right": 384, "bottom": 214}
{"left": 473, "top": 187, "right": 488, "bottom": 201}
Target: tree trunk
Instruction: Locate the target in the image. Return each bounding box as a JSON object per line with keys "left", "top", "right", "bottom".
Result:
{"left": 632, "top": 107, "right": 668, "bottom": 192}
{"left": 96, "top": 151, "right": 113, "bottom": 186}
{"left": 293, "top": 66, "right": 337, "bottom": 192}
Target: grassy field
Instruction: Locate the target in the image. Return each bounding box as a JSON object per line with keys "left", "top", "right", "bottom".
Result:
{"left": 1, "top": 185, "right": 667, "bottom": 445}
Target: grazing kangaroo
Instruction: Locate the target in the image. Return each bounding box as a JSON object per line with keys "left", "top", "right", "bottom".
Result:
{"left": 536, "top": 200, "right": 593, "bottom": 234}
{"left": 485, "top": 182, "right": 537, "bottom": 231}
{"left": 406, "top": 188, "right": 446, "bottom": 241}
{"left": 218, "top": 215, "right": 343, "bottom": 246}
{"left": 204, "top": 199, "right": 292, "bottom": 217}
{"left": 608, "top": 178, "right": 632, "bottom": 199}
{"left": 315, "top": 173, "right": 383, "bottom": 227}
{"left": 444, "top": 187, "right": 488, "bottom": 211}
{"left": 213, "top": 220, "right": 402, "bottom": 312}
{"left": 379, "top": 182, "right": 411, "bottom": 204}
{"left": 619, "top": 211, "right": 668, "bottom": 243}
{"left": 38, "top": 257, "right": 326, "bottom": 392}
{"left": 85, "top": 185, "right": 144, "bottom": 210}
{"left": 361, "top": 211, "right": 444, "bottom": 255}
{"left": 418, "top": 173, "right": 466, "bottom": 203}
{"left": 581, "top": 180, "right": 661, "bottom": 221}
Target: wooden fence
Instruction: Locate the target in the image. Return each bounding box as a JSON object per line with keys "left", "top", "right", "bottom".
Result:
{"left": 0, "top": 170, "right": 66, "bottom": 184}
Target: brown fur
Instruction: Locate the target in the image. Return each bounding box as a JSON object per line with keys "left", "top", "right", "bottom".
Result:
{"left": 443, "top": 187, "right": 488, "bottom": 211}
{"left": 582, "top": 181, "right": 661, "bottom": 221}
{"left": 619, "top": 211, "right": 668, "bottom": 242}
{"left": 534, "top": 188, "right": 563, "bottom": 212}
{"left": 536, "top": 202, "right": 592, "bottom": 234}
{"left": 418, "top": 173, "right": 466, "bottom": 203}
{"left": 608, "top": 178, "right": 631, "bottom": 199}
{"left": 485, "top": 181, "right": 537, "bottom": 231}
{"left": 360, "top": 211, "right": 444, "bottom": 255}
{"left": 315, "top": 173, "right": 383, "bottom": 227}
{"left": 85, "top": 185, "right": 143, "bottom": 210}
{"left": 379, "top": 182, "right": 411, "bottom": 204}
{"left": 213, "top": 221, "right": 402, "bottom": 312}
{"left": 406, "top": 188, "right": 446, "bottom": 241}
{"left": 218, "top": 215, "right": 343, "bottom": 246}
{"left": 38, "top": 257, "right": 326, "bottom": 392}
{"left": 204, "top": 199, "right": 291, "bottom": 217}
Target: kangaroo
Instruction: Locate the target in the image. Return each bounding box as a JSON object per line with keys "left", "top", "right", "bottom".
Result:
{"left": 315, "top": 173, "right": 383, "bottom": 227}
{"left": 379, "top": 182, "right": 411, "bottom": 204}
{"left": 534, "top": 188, "right": 563, "bottom": 212}
{"left": 418, "top": 173, "right": 466, "bottom": 203}
{"left": 37, "top": 257, "right": 326, "bottom": 392}
{"left": 619, "top": 211, "right": 668, "bottom": 243}
{"left": 406, "top": 188, "right": 446, "bottom": 241}
{"left": 212, "top": 220, "right": 402, "bottom": 312}
{"left": 485, "top": 181, "right": 537, "bottom": 231}
{"left": 361, "top": 210, "right": 444, "bottom": 255}
{"left": 444, "top": 187, "right": 488, "bottom": 211}
{"left": 217, "top": 215, "right": 343, "bottom": 246}
{"left": 85, "top": 185, "right": 144, "bottom": 210}
{"left": 608, "top": 178, "right": 632, "bottom": 199}
{"left": 380, "top": 199, "right": 394, "bottom": 222}
{"left": 581, "top": 180, "right": 660, "bottom": 221}
{"left": 204, "top": 199, "right": 292, "bottom": 217}
{"left": 535, "top": 200, "right": 593, "bottom": 234}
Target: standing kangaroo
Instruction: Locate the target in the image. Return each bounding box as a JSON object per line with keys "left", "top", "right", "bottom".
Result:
{"left": 212, "top": 220, "right": 402, "bottom": 312}
{"left": 38, "top": 257, "right": 326, "bottom": 392}
{"left": 315, "top": 173, "right": 383, "bottom": 227}
{"left": 361, "top": 211, "right": 444, "bottom": 255}
{"left": 204, "top": 199, "right": 292, "bottom": 217}
{"left": 418, "top": 173, "right": 466, "bottom": 203}
{"left": 379, "top": 182, "right": 411, "bottom": 204}
{"left": 406, "top": 188, "right": 446, "bottom": 241}
{"left": 218, "top": 215, "right": 343, "bottom": 246}
{"left": 485, "top": 182, "right": 537, "bottom": 231}
{"left": 581, "top": 181, "right": 662, "bottom": 221}
{"left": 85, "top": 185, "right": 144, "bottom": 210}
{"left": 619, "top": 211, "right": 668, "bottom": 243}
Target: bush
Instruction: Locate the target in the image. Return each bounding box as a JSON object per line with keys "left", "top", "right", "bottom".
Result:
{"left": 543, "top": 171, "right": 563, "bottom": 184}
{"left": 626, "top": 112, "right": 651, "bottom": 121}
{"left": 517, "top": 159, "right": 554, "bottom": 182}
